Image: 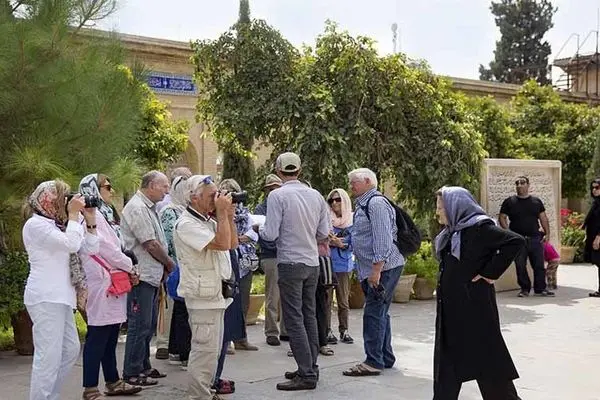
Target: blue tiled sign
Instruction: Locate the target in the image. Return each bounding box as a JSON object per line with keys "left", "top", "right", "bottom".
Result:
{"left": 147, "top": 73, "right": 196, "bottom": 96}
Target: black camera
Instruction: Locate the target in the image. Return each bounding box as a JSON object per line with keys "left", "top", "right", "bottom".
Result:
{"left": 230, "top": 191, "right": 248, "bottom": 204}
{"left": 66, "top": 193, "right": 101, "bottom": 208}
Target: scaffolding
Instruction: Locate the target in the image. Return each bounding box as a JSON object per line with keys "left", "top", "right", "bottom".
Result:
{"left": 553, "top": 29, "right": 600, "bottom": 96}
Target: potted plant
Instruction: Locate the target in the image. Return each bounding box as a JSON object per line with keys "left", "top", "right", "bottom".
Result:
{"left": 0, "top": 251, "right": 32, "bottom": 355}
{"left": 247, "top": 273, "right": 265, "bottom": 325}
{"left": 560, "top": 210, "right": 585, "bottom": 264}
{"left": 404, "top": 242, "right": 438, "bottom": 300}
{"left": 348, "top": 270, "right": 365, "bottom": 309}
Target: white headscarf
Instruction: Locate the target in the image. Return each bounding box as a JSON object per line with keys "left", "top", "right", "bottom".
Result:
{"left": 327, "top": 188, "right": 353, "bottom": 229}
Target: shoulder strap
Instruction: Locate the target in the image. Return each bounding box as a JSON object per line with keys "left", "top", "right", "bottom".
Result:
{"left": 91, "top": 254, "right": 112, "bottom": 273}
{"left": 362, "top": 194, "right": 385, "bottom": 221}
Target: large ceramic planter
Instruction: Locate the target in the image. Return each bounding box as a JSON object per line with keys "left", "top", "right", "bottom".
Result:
{"left": 560, "top": 246, "right": 577, "bottom": 264}
{"left": 393, "top": 274, "right": 417, "bottom": 303}
{"left": 348, "top": 279, "right": 365, "bottom": 309}
{"left": 11, "top": 309, "right": 33, "bottom": 356}
{"left": 413, "top": 277, "right": 435, "bottom": 300}
{"left": 246, "top": 294, "right": 265, "bottom": 325}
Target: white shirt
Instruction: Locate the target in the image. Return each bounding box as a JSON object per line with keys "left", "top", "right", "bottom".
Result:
{"left": 23, "top": 214, "right": 98, "bottom": 308}
{"left": 174, "top": 209, "right": 232, "bottom": 310}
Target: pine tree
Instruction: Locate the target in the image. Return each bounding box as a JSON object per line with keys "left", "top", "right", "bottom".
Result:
{"left": 0, "top": 0, "right": 145, "bottom": 251}
{"left": 479, "top": 0, "right": 556, "bottom": 85}
{"left": 220, "top": 0, "right": 254, "bottom": 188}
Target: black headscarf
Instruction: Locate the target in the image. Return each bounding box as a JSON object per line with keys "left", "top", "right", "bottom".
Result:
{"left": 584, "top": 178, "right": 600, "bottom": 229}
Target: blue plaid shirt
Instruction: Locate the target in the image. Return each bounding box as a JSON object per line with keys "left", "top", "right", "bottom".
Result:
{"left": 352, "top": 188, "right": 404, "bottom": 281}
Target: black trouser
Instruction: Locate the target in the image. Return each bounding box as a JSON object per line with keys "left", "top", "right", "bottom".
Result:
{"left": 315, "top": 285, "right": 330, "bottom": 348}
{"left": 433, "top": 378, "right": 521, "bottom": 400}
{"left": 171, "top": 300, "right": 191, "bottom": 362}
{"left": 514, "top": 235, "right": 546, "bottom": 293}
{"left": 83, "top": 324, "right": 121, "bottom": 388}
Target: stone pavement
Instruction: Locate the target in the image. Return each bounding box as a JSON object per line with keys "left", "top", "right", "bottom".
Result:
{"left": 1, "top": 264, "right": 600, "bottom": 400}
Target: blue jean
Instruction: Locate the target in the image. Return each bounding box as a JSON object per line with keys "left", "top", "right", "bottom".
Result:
{"left": 123, "top": 281, "right": 159, "bottom": 378}
{"left": 361, "top": 266, "right": 403, "bottom": 370}
{"left": 83, "top": 324, "right": 120, "bottom": 388}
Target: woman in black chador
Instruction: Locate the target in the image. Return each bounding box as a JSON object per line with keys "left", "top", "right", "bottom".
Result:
{"left": 433, "top": 186, "right": 525, "bottom": 400}
{"left": 584, "top": 178, "right": 600, "bottom": 297}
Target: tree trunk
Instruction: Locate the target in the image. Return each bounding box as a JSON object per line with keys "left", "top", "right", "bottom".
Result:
{"left": 11, "top": 309, "right": 33, "bottom": 356}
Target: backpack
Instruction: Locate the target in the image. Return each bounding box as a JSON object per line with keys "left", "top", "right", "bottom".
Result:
{"left": 361, "top": 194, "right": 422, "bottom": 256}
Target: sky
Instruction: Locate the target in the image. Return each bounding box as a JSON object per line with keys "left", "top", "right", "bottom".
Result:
{"left": 99, "top": 0, "right": 600, "bottom": 80}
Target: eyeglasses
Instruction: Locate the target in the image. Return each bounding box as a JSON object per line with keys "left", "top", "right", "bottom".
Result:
{"left": 515, "top": 180, "right": 528, "bottom": 186}
{"left": 101, "top": 184, "right": 113, "bottom": 191}
{"left": 328, "top": 197, "right": 342, "bottom": 205}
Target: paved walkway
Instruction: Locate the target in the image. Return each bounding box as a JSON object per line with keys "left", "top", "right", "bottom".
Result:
{"left": 1, "top": 264, "right": 600, "bottom": 400}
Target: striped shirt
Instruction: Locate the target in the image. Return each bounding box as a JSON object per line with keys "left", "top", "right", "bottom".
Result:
{"left": 352, "top": 188, "right": 404, "bottom": 280}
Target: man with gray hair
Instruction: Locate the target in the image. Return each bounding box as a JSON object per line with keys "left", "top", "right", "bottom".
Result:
{"left": 174, "top": 175, "right": 238, "bottom": 400}
{"left": 343, "top": 168, "right": 404, "bottom": 377}
{"left": 121, "top": 171, "right": 174, "bottom": 385}
{"left": 257, "top": 152, "right": 331, "bottom": 391}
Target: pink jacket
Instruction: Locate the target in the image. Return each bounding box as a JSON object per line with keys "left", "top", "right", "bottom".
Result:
{"left": 80, "top": 209, "right": 134, "bottom": 326}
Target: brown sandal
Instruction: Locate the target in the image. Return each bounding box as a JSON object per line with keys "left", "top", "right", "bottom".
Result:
{"left": 342, "top": 363, "right": 382, "bottom": 376}
{"left": 105, "top": 379, "right": 142, "bottom": 396}
{"left": 82, "top": 388, "right": 105, "bottom": 400}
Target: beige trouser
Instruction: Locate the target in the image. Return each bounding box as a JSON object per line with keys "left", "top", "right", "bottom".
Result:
{"left": 188, "top": 308, "right": 225, "bottom": 400}
{"left": 262, "top": 257, "right": 287, "bottom": 337}
{"left": 327, "top": 272, "right": 351, "bottom": 333}
{"left": 156, "top": 292, "right": 173, "bottom": 350}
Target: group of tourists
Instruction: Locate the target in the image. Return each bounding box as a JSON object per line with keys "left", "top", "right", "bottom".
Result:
{"left": 20, "top": 148, "right": 600, "bottom": 400}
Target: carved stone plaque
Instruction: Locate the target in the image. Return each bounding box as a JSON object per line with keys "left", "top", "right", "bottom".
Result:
{"left": 480, "top": 159, "right": 562, "bottom": 291}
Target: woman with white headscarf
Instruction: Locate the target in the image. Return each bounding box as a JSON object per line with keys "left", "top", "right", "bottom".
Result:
{"left": 78, "top": 174, "right": 142, "bottom": 399}
{"left": 23, "top": 180, "right": 97, "bottom": 400}
{"left": 159, "top": 175, "right": 192, "bottom": 369}
{"left": 325, "top": 188, "right": 355, "bottom": 345}
{"left": 433, "top": 186, "right": 524, "bottom": 400}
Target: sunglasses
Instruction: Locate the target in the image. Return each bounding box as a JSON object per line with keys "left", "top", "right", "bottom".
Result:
{"left": 101, "top": 184, "right": 113, "bottom": 191}
{"left": 593, "top": 185, "right": 600, "bottom": 190}
{"left": 515, "top": 180, "right": 528, "bottom": 186}
{"left": 328, "top": 197, "right": 342, "bottom": 205}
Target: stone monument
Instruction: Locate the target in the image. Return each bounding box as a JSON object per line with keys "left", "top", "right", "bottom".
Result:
{"left": 480, "top": 159, "right": 562, "bottom": 292}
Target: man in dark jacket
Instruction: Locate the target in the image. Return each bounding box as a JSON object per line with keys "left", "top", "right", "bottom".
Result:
{"left": 254, "top": 174, "right": 287, "bottom": 346}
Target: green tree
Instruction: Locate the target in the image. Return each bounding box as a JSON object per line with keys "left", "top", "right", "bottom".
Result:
{"left": 479, "top": 0, "right": 555, "bottom": 85}
{"left": 464, "top": 95, "right": 520, "bottom": 158}
{"left": 191, "top": 2, "right": 298, "bottom": 188}
{"left": 509, "top": 81, "right": 600, "bottom": 198}
{"left": 133, "top": 85, "right": 189, "bottom": 170}
{"left": 587, "top": 125, "right": 600, "bottom": 186}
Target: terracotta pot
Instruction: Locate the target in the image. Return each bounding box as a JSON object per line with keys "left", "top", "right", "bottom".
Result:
{"left": 560, "top": 246, "right": 577, "bottom": 264}
{"left": 246, "top": 294, "right": 265, "bottom": 325}
{"left": 413, "top": 277, "right": 435, "bottom": 300}
{"left": 393, "top": 274, "right": 417, "bottom": 303}
{"left": 11, "top": 309, "right": 33, "bottom": 356}
{"left": 348, "top": 278, "right": 365, "bottom": 309}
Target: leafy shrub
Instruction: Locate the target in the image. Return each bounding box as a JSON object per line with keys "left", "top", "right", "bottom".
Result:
{"left": 250, "top": 273, "right": 265, "bottom": 295}
{"left": 404, "top": 241, "right": 439, "bottom": 287}
{"left": 0, "top": 252, "right": 29, "bottom": 329}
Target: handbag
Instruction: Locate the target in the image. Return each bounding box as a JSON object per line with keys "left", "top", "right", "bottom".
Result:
{"left": 318, "top": 256, "right": 337, "bottom": 287}
{"left": 91, "top": 255, "right": 132, "bottom": 296}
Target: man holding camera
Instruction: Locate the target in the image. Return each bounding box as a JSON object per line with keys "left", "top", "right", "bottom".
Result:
{"left": 174, "top": 175, "right": 238, "bottom": 400}
{"left": 121, "top": 171, "right": 174, "bottom": 386}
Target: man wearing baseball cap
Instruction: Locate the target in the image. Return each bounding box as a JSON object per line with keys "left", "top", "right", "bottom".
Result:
{"left": 254, "top": 174, "right": 288, "bottom": 347}
{"left": 257, "top": 152, "right": 331, "bottom": 391}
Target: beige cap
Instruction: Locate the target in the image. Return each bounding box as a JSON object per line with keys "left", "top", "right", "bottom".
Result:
{"left": 264, "top": 174, "right": 282, "bottom": 188}
{"left": 275, "top": 152, "right": 301, "bottom": 173}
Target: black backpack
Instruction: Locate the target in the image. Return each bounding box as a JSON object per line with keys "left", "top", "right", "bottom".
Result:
{"left": 361, "top": 194, "right": 422, "bottom": 256}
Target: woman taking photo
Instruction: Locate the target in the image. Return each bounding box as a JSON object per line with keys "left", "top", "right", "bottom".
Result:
{"left": 78, "top": 174, "right": 142, "bottom": 399}
{"left": 23, "top": 180, "right": 97, "bottom": 400}
{"left": 433, "top": 186, "right": 524, "bottom": 400}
